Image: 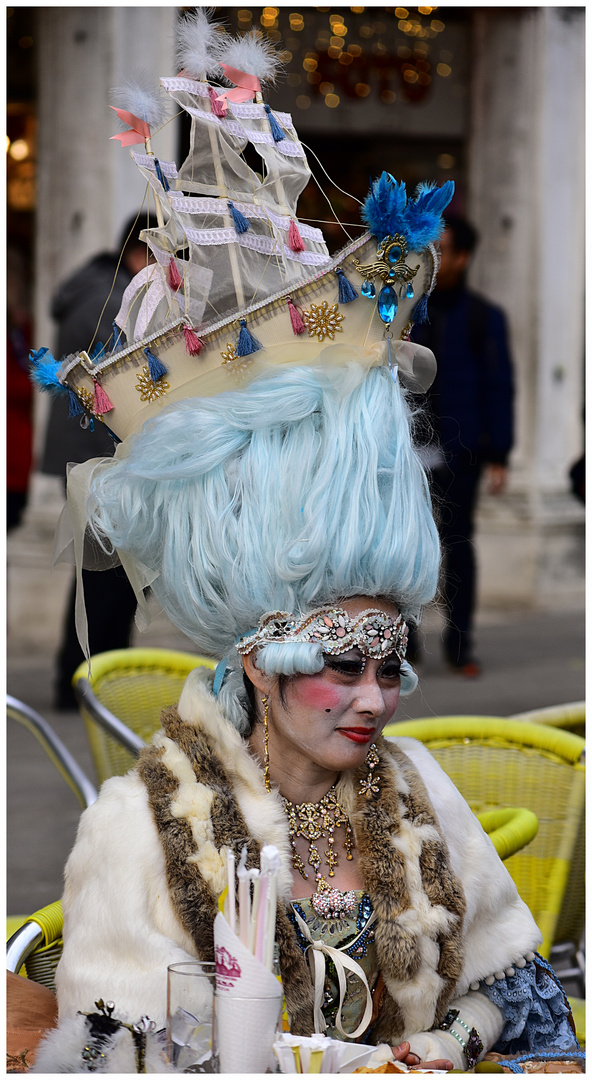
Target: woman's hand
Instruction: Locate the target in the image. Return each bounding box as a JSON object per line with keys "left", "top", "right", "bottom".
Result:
{"left": 391, "top": 1041, "right": 453, "bottom": 1071}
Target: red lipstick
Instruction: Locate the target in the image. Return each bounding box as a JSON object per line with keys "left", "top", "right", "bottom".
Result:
{"left": 337, "top": 728, "right": 375, "bottom": 744}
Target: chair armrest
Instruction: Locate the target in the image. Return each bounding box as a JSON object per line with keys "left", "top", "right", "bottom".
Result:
{"left": 476, "top": 807, "right": 539, "bottom": 860}
{"left": 7, "top": 696, "right": 98, "bottom": 809}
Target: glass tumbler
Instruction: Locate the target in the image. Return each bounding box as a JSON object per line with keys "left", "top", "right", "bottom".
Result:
{"left": 166, "top": 960, "right": 218, "bottom": 1073}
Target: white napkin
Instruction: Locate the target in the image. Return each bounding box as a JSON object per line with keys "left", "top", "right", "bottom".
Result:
{"left": 214, "top": 911, "right": 283, "bottom": 1073}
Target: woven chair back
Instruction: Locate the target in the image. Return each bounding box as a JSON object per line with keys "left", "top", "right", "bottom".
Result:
{"left": 383, "top": 717, "right": 585, "bottom": 959}
{"left": 73, "top": 649, "right": 215, "bottom": 784}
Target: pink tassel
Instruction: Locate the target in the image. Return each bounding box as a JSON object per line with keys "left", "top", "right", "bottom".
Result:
{"left": 288, "top": 220, "right": 305, "bottom": 253}
{"left": 168, "top": 257, "right": 183, "bottom": 292}
{"left": 287, "top": 298, "right": 306, "bottom": 335}
{"left": 184, "top": 324, "right": 205, "bottom": 356}
{"left": 209, "top": 85, "right": 227, "bottom": 117}
{"left": 93, "top": 378, "right": 114, "bottom": 415}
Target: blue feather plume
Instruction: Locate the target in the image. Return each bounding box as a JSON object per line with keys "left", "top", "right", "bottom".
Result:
{"left": 29, "top": 348, "right": 69, "bottom": 397}
{"left": 361, "top": 172, "right": 455, "bottom": 250}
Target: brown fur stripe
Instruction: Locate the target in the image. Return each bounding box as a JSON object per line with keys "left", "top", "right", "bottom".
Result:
{"left": 352, "top": 738, "right": 466, "bottom": 1040}
{"left": 137, "top": 744, "right": 218, "bottom": 961}
{"left": 141, "top": 708, "right": 314, "bottom": 1030}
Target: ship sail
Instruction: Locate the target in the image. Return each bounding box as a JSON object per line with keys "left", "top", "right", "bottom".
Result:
{"left": 116, "top": 73, "right": 331, "bottom": 346}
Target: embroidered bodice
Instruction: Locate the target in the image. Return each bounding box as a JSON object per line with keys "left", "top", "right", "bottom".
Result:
{"left": 288, "top": 892, "right": 378, "bottom": 1041}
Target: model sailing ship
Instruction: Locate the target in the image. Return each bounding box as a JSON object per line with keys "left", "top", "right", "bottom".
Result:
{"left": 32, "top": 11, "right": 453, "bottom": 444}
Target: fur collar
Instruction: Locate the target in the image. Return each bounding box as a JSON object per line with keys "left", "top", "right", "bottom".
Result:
{"left": 137, "top": 668, "right": 466, "bottom": 1040}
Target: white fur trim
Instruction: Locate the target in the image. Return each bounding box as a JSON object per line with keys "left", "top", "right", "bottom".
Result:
{"left": 177, "top": 668, "right": 294, "bottom": 899}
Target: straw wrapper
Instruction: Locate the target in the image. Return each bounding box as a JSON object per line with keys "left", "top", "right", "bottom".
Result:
{"left": 214, "top": 910, "right": 282, "bottom": 1073}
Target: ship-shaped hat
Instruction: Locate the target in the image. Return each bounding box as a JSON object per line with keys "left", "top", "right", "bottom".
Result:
{"left": 32, "top": 12, "right": 454, "bottom": 442}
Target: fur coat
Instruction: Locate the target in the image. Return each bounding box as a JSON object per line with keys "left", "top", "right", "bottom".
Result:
{"left": 56, "top": 668, "right": 541, "bottom": 1040}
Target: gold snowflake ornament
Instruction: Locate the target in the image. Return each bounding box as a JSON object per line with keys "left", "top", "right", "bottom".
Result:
{"left": 73, "top": 386, "right": 105, "bottom": 423}
{"left": 76, "top": 387, "right": 94, "bottom": 413}
{"left": 221, "top": 344, "right": 255, "bottom": 377}
{"left": 135, "top": 364, "right": 170, "bottom": 402}
{"left": 302, "top": 300, "right": 344, "bottom": 342}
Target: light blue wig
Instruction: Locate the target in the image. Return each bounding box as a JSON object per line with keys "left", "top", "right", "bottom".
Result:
{"left": 87, "top": 361, "right": 440, "bottom": 728}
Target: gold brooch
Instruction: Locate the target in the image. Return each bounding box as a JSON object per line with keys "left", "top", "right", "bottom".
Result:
{"left": 302, "top": 300, "right": 344, "bottom": 342}
{"left": 135, "top": 365, "right": 170, "bottom": 402}
{"left": 354, "top": 233, "right": 419, "bottom": 286}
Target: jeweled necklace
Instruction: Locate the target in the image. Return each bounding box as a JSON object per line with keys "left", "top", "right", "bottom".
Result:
{"left": 281, "top": 783, "right": 358, "bottom": 919}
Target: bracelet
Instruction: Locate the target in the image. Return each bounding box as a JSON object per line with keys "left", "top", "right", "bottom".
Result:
{"left": 439, "top": 1009, "right": 484, "bottom": 1070}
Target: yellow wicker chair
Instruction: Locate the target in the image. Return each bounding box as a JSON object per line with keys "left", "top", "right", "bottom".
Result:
{"left": 382, "top": 717, "right": 585, "bottom": 961}
{"left": 72, "top": 648, "right": 215, "bottom": 784}
{"left": 6, "top": 901, "right": 63, "bottom": 992}
{"left": 511, "top": 701, "right": 585, "bottom": 740}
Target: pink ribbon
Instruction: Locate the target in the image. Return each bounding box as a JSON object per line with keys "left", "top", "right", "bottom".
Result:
{"left": 109, "top": 105, "right": 151, "bottom": 147}
{"left": 214, "top": 64, "right": 262, "bottom": 115}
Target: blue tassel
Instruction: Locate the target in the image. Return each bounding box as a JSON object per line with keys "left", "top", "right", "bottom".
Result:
{"left": 68, "top": 389, "right": 85, "bottom": 418}
{"left": 336, "top": 268, "right": 358, "bottom": 303}
{"left": 236, "top": 319, "right": 261, "bottom": 356}
{"left": 264, "top": 103, "right": 285, "bottom": 142}
{"left": 154, "top": 158, "right": 170, "bottom": 192}
{"left": 228, "top": 200, "right": 250, "bottom": 234}
{"left": 413, "top": 295, "right": 430, "bottom": 324}
{"left": 144, "top": 347, "right": 168, "bottom": 381}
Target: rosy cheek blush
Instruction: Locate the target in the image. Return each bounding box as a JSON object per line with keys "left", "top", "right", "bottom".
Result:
{"left": 292, "top": 676, "right": 344, "bottom": 712}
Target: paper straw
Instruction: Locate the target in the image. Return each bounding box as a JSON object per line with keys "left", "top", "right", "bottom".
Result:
{"left": 247, "top": 869, "right": 260, "bottom": 954}
{"left": 226, "top": 849, "right": 236, "bottom": 934}
{"left": 308, "top": 1049, "right": 323, "bottom": 1073}
{"left": 237, "top": 846, "right": 249, "bottom": 948}
{"left": 255, "top": 874, "right": 269, "bottom": 963}
{"left": 261, "top": 845, "right": 281, "bottom": 970}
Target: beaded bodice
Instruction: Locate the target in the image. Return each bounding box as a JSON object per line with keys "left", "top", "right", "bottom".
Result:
{"left": 288, "top": 892, "right": 379, "bottom": 1041}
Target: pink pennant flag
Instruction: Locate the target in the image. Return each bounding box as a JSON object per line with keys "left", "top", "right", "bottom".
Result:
{"left": 214, "top": 65, "right": 262, "bottom": 115}
{"left": 109, "top": 105, "right": 151, "bottom": 147}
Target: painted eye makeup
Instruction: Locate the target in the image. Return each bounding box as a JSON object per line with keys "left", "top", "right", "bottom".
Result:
{"left": 323, "top": 654, "right": 401, "bottom": 681}
{"left": 324, "top": 656, "right": 366, "bottom": 677}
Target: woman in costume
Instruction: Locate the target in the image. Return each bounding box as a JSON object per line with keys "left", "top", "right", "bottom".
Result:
{"left": 31, "top": 14, "right": 578, "bottom": 1071}
{"left": 50, "top": 358, "right": 576, "bottom": 1069}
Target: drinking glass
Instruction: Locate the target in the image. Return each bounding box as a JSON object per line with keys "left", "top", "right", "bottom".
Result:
{"left": 213, "top": 989, "right": 283, "bottom": 1074}
{"left": 166, "top": 961, "right": 218, "bottom": 1073}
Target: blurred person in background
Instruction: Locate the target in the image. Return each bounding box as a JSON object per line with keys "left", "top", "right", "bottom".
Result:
{"left": 7, "top": 245, "right": 34, "bottom": 532}
{"left": 411, "top": 215, "right": 514, "bottom": 676}
{"left": 41, "top": 213, "right": 155, "bottom": 708}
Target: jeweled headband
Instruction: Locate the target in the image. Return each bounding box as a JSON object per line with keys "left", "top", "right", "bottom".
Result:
{"left": 236, "top": 606, "right": 408, "bottom": 662}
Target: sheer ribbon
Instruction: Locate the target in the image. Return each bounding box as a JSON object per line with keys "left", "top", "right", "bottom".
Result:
{"left": 293, "top": 906, "right": 376, "bottom": 1040}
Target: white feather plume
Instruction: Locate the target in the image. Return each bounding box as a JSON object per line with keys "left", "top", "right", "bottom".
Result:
{"left": 176, "top": 9, "right": 226, "bottom": 80}
{"left": 110, "top": 71, "right": 169, "bottom": 130}
{"left": 218, "top": 29, "right": 283, "bottom": 85}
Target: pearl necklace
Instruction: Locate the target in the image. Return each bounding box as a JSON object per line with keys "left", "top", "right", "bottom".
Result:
{"left": 281, "top": 783, "right": 357, "bottom": 918}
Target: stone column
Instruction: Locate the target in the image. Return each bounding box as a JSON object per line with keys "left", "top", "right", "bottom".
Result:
{"left": 17, "top": 9, "right": 179, "bottom": 650}
{"left": 35, "top": 7, "right": 179, "bottom": 358}
{"left": 467, "top": 7, "right": 584, "bottom": 607}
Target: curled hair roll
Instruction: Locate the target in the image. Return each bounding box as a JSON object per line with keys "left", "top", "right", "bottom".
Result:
{"left": 255, "top": 641, "right": 325, "bottom": 676}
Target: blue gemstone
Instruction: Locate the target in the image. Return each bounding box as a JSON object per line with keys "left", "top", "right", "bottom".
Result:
{"left": 406, "top": 281, "right": 414, "bottom": 299}
{"left": 378, "top": 284, "right": 398, "bottom": 324}
{"left": 388, "top": 246, "right": 402, "bottom": 264}
{"left": 361, "top": 278, "right": 376, "bottom": 299}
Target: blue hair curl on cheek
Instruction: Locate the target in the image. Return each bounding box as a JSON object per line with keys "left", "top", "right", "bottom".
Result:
{"left": 398, "top": 659, "right": 418, "bottom": 696}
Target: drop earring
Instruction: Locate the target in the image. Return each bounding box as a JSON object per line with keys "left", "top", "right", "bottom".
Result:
{"left": 262, "top": 695, "right": 271, "bottom": 792}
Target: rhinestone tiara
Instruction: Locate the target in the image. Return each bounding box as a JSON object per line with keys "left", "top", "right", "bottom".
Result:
{"left": 236, "top": 606, "right": 408, "bottom": 662}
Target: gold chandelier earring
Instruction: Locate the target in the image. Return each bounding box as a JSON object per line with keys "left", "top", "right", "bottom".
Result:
{"left": 262, "top": 695, "right": 271, "bottom": 792}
